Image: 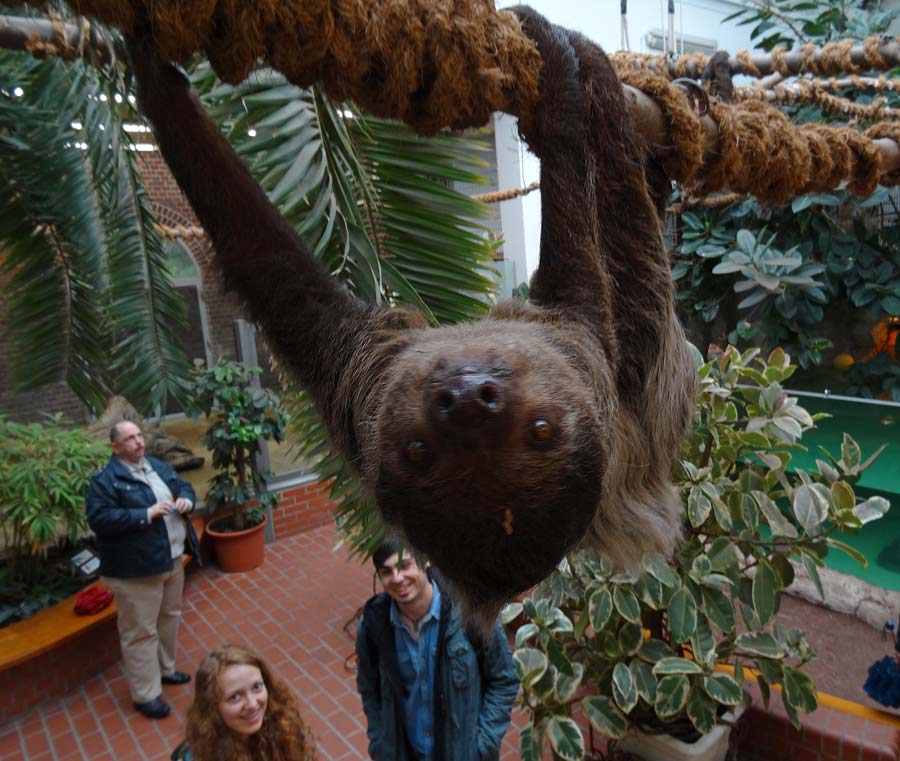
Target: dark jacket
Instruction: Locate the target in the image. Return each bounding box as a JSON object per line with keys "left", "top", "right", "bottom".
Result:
{"left": 356, "top": 586, "right": 519, "bottom": 761}
{"left": 86, "top": 455, "right": 199, "bottom": 579}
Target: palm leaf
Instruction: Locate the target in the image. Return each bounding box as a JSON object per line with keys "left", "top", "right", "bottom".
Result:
{"left": 0, "top": 31, "right": 192, "bottom": 415}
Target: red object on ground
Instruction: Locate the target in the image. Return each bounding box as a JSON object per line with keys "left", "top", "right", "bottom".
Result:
{"left": 74, "top": 584, "right": 113, "bottom": 615}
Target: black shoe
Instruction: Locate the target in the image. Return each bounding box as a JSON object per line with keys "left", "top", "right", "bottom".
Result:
{"left": 161, "top": 671, "right": 191, "bottom": 685}
{"left": 133, "top": 696, "right": 171, "bottom": 719}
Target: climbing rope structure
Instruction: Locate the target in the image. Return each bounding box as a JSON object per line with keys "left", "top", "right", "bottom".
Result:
{"left": 7, "top": 0, "right": 900, "bottom": 206}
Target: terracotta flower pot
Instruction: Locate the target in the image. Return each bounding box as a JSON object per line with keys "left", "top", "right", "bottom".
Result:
{"left": 206, "top": 514, "right": 267, "bottom": 573}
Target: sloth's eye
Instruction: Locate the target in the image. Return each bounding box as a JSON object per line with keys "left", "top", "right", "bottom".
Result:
{"left": 528, "top": 419, "right": 554, "bottom": 447}
{"left": 404, "top": 440, "right": 431, "bottom": 467}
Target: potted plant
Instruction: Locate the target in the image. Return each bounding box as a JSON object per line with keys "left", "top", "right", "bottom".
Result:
{"left": 0, "top": 414, "right": 109, "bottom": 624}
{"left": 189, "top": 360, "right": 289, "bottom": 572}
{"left": 504, "top": 345, "right": 890, "bottom": 761}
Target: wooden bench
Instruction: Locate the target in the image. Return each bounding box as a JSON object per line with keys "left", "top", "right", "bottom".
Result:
{"left": 0, "top": 514, "right": 205, "bottom": 673}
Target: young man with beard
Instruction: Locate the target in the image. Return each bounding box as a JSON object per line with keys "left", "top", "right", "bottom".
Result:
{"left": 355, "top": 537, "right": 519, "bottom": 761}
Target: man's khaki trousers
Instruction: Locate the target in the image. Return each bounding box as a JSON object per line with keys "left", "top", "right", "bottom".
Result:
{"left": 103, "top": 562, "right": 185, "bottom": 703}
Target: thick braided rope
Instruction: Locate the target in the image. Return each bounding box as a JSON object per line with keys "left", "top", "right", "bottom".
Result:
{"left": 621, "top": 66, "right": 890, "bottom": 202}
{"left": 33, "top": 0, "right": 542, "bottom": 135}
{"left": 610, "top": 35, "right": 900, "bottom": 79}
{"left": 735, "top": 80, "right": 897, "bottom": 121}
{"left": 18, "top": 0, "right": 900, "bottom": 201}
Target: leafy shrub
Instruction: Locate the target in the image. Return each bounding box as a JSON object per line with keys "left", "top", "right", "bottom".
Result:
{"left": 189, "top": 360, "right": 289, "bottom": 531}
{"left": 505, "top": 346, "right": 889, "bottom": 760}
{"left": 0, "top": 414, "right": 109, "bottom": 620}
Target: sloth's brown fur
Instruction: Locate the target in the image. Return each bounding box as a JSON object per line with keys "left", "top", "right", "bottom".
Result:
{"left": 128, "top": 6, "right": 696, "bottom": 628}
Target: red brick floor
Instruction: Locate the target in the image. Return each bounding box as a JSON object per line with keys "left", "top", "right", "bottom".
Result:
{"left": 0, "top": 524, "right": 525, "bottom": 761}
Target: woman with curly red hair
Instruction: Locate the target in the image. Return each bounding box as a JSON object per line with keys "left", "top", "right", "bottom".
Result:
{"left": 171, "top": 645, "right": 315, "bottom": 761}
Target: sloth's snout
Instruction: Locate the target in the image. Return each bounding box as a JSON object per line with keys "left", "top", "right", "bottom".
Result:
{"left": 429, "top": 372, "right": 508, "bottom": 429}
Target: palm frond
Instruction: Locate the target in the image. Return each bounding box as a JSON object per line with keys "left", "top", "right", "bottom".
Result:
{"left": 0, "top": 38, "right": 192, "bottom": 415}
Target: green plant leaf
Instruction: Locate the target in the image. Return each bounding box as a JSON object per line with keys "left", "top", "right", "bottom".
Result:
{"left": 618, "top": 622, "right": 645, "bottom": 655}
{"left": 519, "top": 722, "right": 543, "bottom": 761}
{"left": 613, "top": 588, "right": 642, "bottom": 624}
{"left": 854, "top": 496, "right": 890, "bottom": 524}
{"left": 687, "top": 688, "right": 718, "bottom": 734}
{"left": 826, "top": 537, "right": 868, "bottom": 566}
{"left": 783, "top": 667, "right": 818, "bottom": 713}
{"left": 655, "top": 675, "right": 691, "bottom": 719}
{"left": 642, "top": 554, "right": 681, "bottom": 587}
{"left": 501, "top": 602, "right": 523, "bottom": 625}
{"left": 653, "top": 657, "right": 705, "bottom": 675}
{"left": 757, "top": 658, "right": 783, "bottom": 686}
{"left": 613, "top": 662, "right": 639, "bottom": 713}
{"left": 842, "top": 434, "right": 862, "bottom": 470}
{"left": 631, "top": 660, "right": 658, "bottom": 703}
{"left": 556, "top": 662, "right": 584, "bottom": 703}
{"left": 752, "top": 558, "right": 778, "bottom": 626}
{"left": 589, "top": 587, "right": 614, "bottom": 631}
{"left": 547, "top": 716, "right": 584, "bottom": 761}
{"left": 702, "top": 587, "right": 736, "bottom": 632}
{"left": 688, "top": 486, "right": 713, "bottom": 527}
{"left": 793, "top": 485, "right": 827, "bottom": 532}
{"left": 582, "top": 696, "right": 628, "bottom": 739}
{"left": 735, "top": 632, "right": 785, "bottom": 658}
{"left": 691, "top": 614, "right": 717, "bottom": 668}
{"left": 703, "top": 673, "right": 744, "bottom": 705}
{"left": 639, "top": 638, "right": 674, "bottom": 663}
{"left": 547, "top": 637, "right": 575, "bottom": 678}
{"left": 753, "top": 491, "right": 799, "bottom": 538}
{"left": 514, "top": 648, "right": 549, "bottom": 690}
{"left": 546, "top": 716, "right": 584, "bottom": 761}
{"left": 667, "top": 588, "right": 698, "bottom": 642}
{"left": 830, "top": 481, "right": 855, "bottom": 513}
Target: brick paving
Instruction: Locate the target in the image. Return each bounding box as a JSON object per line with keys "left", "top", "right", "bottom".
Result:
{"left": 0, "top": 523, "right": 524, "bottom": 761}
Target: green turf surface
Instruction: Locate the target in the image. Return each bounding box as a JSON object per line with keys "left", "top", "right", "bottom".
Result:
{"left": 790, "top": 392, "right": 900, "bottom": 590}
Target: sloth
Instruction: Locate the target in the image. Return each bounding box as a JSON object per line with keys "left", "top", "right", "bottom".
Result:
{"left": 126, "top": 5, "right": 697, "bottom": 626}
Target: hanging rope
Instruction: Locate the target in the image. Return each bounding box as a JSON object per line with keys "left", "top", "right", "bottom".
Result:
{"left": 620, "top": 0, "right": 630, "bottom": 53}
{"left": 472, "top": 181, "right": 540, "bottom": 204}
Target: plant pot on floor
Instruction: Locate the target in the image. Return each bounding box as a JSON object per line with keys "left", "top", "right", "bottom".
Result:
{"left": 619, "top": 700, "right": 748, "bottom": 761}
{"left": 206, "top": 514, "right": 267, "bottom": 573}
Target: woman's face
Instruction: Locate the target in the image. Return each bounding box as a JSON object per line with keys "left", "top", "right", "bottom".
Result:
{"left": 218, "top": 664, "right": 268, "bottom": 736}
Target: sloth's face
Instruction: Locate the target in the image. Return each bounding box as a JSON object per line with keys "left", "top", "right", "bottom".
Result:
{"left": 373, "top": 322, "right": 610, "bottom": 618}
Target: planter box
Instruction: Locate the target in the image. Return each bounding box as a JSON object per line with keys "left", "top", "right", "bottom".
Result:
{"left": 620, "top": 701, "right": 748, "bottom": 761}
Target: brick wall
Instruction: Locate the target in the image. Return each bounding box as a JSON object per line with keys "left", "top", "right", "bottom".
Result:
{"left": 138, "top": 152, "right": 242, "bottom": 363}
{"left": 272, "top": 475, "right": 338, "bottom": 538}
{"left": 0, "top": 618, "right": 120, "bottom": 726}
{"left": 735, "top": 683, "right": 900, "bottom": 761}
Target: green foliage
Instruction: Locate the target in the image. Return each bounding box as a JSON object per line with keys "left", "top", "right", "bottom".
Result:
{"left": 508, "top": 346, "right": 890, "bottom": 757}
{"left": 0, "top": 415, "right": 108, "bottom": 589}
{"left": 188, "top": 361, "right": 289, "bottom": 531}
{"left": 675, "top": 0, "right": 900, "bottom": 393}
{"left": 0, "top": 34, "right": 192, "bottom": 415}
{"left": 724, "top": 0, "right": 898, "bottom": 48}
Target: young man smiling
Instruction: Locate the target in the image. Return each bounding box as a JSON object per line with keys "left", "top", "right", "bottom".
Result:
{"left": 355, "top": 537, "right": 519, "bottom": 761}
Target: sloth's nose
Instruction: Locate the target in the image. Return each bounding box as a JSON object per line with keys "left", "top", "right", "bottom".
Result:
{"left": 429, "top": 372, "right": 508, "bottom": 429}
